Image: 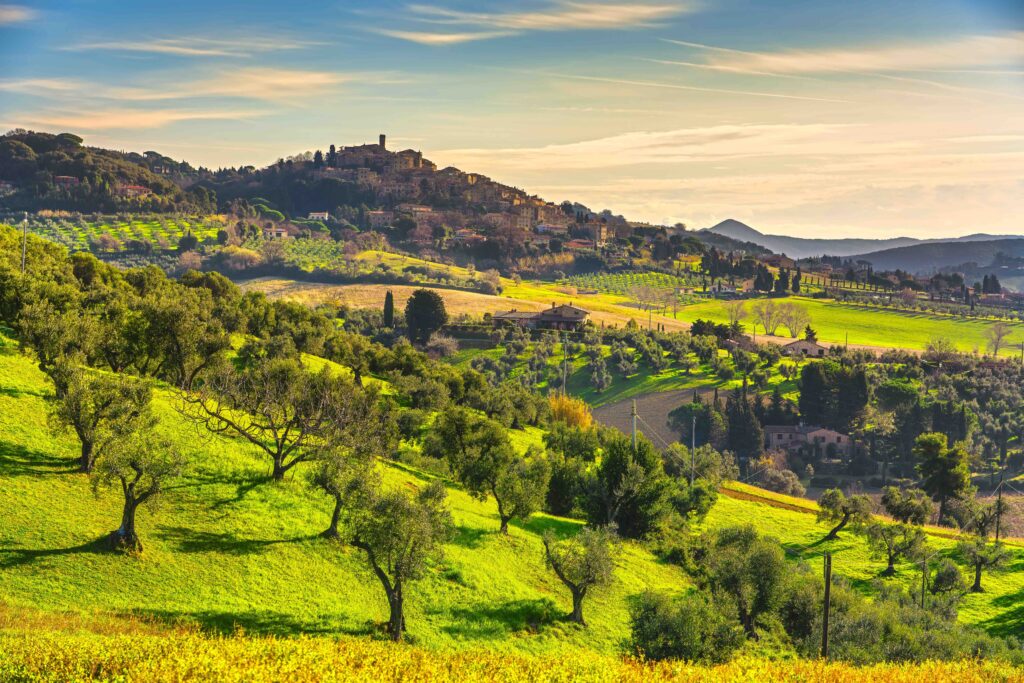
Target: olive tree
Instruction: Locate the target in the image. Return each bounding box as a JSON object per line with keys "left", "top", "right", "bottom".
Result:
{"left": 542, "top": 526, "right": 617, "bottom": 625}
{"left": 181, "top": 358, "right": 355, "bottom": 481}
{"left": 346, "top": 481, "right": 454, "bottom": 641}
{"left": 91, "top": 409, "right": 183, "bottom": 553}
{"left": 48, "top": 364, "right": 150, "bottom": 473}
{"left": 865, "top": 522, "right": 926, "bottom": 576}
{"left": 425, "top": 408, "right": 551, "bottom": 533}
{"left": 308, "top": 390, "right": 396, "bottom": 539}
{"left": 816, "top": 488, "right": 872, "bottom": 540}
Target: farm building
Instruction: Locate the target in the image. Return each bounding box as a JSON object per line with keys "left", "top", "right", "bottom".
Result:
{"left": 492, "top": 303, "right": 590, "bottom": 331}
{"left": 764, "top": 424, "right": 852, "bottom": 458}
{"left": 782, "top": 339, "right": 827, "bottom": 357}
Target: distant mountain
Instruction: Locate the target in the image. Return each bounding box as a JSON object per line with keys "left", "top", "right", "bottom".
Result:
{"left": 702, "top": 220, "right": 919, "bottom": 258}
{"left": 849, "top": 238, "right": 1024, "bottom": 274}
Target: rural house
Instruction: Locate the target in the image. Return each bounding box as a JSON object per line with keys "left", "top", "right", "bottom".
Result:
{"left": 492, "top": 303, "right": 590, "bottom": 331}
{"left": 782, "top": 339, "right": 827, "bottom": 357}
{"left": 764, "top": 424, "right": 853, "bottom": 458}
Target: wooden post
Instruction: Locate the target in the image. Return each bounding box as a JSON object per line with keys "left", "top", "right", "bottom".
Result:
{"left": 821, "top": 552, "right": 832, "bottom": 659}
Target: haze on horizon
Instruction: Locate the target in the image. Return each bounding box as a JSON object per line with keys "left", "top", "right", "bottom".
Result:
{"left": 1, "top": 0, "right": 1022, "bottom": 239}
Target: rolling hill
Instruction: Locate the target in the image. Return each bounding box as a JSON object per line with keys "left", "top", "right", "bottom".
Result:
{"left": 703, "top": 219, "right": 1023, "bottom": 261}
{"left": 849, "top": 238, "right": 1024, "bottom": 274}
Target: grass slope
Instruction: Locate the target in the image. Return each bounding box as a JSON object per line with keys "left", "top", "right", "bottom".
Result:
{"left": 674, "top": 296, "right": 1024, "bottom": 357}
{"left": 1, "top": 333, "right": 1020, "bottom": 656}
{"left": 0, "top": 335, "right": 682, "bottom": 655}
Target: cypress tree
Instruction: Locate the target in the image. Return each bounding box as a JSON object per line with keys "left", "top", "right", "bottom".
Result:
{"left": 383, "top": 290, "right": 394, "bottom": 328}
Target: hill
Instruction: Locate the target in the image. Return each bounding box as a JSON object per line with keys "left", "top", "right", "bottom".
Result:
{"left": 703, "top": 219, "right": 919, "bottom": 259}
{"left": 0, "top": 130, "right": 214, "bottom": 214}
{"left": 703, "top": 219, "right": 1024, "bottom": 261}
{"left": 2, "top": 329, "right": 1022, "bottom": 653}
{"left": 850, "top": 238, "right": 1024, "bottom": 275}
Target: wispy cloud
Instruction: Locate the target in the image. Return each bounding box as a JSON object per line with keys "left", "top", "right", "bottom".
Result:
{"left": 437, "top": 123, "right": 856, "bottom": 170}
{"left": 0, "top": 78, "right": 84, "bottom": 94}
{"left": 13, "top": 107, "right": 262, "bottom": 130}
{"left": 686, "top": 31, "right": 1024, "bottom": 74}
{"left": 66, "top": 36, "right": 318, "bottom": 58}
{"left": 546, "top": 72, "right": 851, "bottom": 103}
{"left": 0, "top": 4, "right": 35, "bottom": 25}
{"left": 373, "top": 29, "right": 514, "bottom": 45}
{"left": 110, "top": 68, "right": 355, "bottom": 102}
{"left": 375, "top": 1, "right": 692, "bottom": 44}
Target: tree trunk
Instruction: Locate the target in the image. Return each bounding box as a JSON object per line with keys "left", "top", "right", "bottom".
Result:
{"left": 272, "top": 457, "right": 286, "bottom": 482}
{"left": 937, "top": 497, "right": 946, "bottom": 527}
{"left": 387, "top": 588, "right": 404, "bottom": 642}
{"left": 569, "top": 589, "right": 586, "bottom": 626}
{"left": 109, "top": 495, "right": 142, "bottom": 552}
{"left": 79, "top": 440, "right": 94, "bottom": 473}
{"left": 883, "top": 552, "right": 896, "bottom": 576}
{"left": 322, "top": 494, "right": 342, "bottom": 540}
{"left": 499, "top": 515, "right": 510, "bottom": 535}
{"left": 972, "top": 562, "right": 983, "bottom": 593}
{"left": 353, "top": 368, "right": 362, "bottom": 387}
{"left": 825, "top": 512, "right": 850, "bottom": 540}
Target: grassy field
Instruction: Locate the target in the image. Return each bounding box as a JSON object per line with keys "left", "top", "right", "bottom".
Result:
{"left": 672, "top": 296, "right": 1024, "bottom": 357}
{"left": 1, "top": 329, "right": 1022, "bottom": 656}
{"left": 239, "top": 279, "right": 693, "bottom": 332}
{"left": 241, "top": 268, "right": 1024, "bottom": 357}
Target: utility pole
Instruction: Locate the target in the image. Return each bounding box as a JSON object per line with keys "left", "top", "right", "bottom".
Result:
{"left": 631, "top": 399, "right": 637, "bottom": 450}
{"left": 562, "top": 332, "right": 568, "bottom": 395}
{"left": 690, "top": 414, "right": 696, "bottom": 486}
{"left": 821, "top": 552, "right": 832, "bottom": 659}
{"left": 21, "top": 211, "right": 28, "bottom": 274}
{"left": 995, "top": 472, "right": 1004, "bottom": 543}
{"left": 921, "top": 557, "right": 928, "bottom": 609}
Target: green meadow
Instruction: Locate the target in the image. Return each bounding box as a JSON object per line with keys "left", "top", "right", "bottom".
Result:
{"left": 673, "top": 296, "right": 1024, "bottom": 356}
{"left": 2, "top": 331, "right": 1020, "bottom": 654}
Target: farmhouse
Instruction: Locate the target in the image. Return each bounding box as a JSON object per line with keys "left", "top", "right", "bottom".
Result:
{"left": 262, "top": 225, "right": 294, "bottom": 240}
{"left": 764, "top": 424, "right": 852, "bottom": 458}
{"left": 782, "top": 339, "right": 827, "bottom": 357}
{"left": 307, "top": 211, "right": 329, "bottom": 221}
{"left": 492, "top": 303, "right": 590, "bottom": 331}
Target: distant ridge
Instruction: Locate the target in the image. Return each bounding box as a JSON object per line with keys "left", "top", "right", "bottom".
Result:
{"left": 702, "top": 219, "right": 918, "bottom": 259}
{"left": 702, "top": 219, "right": 1024, "bottom": 260}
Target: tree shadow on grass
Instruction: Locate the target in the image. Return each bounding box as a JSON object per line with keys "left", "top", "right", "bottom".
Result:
{"left": 131, "top": 608, "right": 368, "bottom": 637}
{"left": 439, "top": 598, "right": 559, "bottom": 639}
{"left": 0, "top": 384, "right": 49, "bottom": 399}
{"left": 980, "top": 585, "right": 1024, "bottom": 637}
{"left": 0, "top": 537, "right": 108, "bottom": 568}
{"left": 0, "top": 440, "right": 78, "bottom": 477}
{"left": 155, "top": 525, "right": 318, "bottom": 555}
{"left": 450, "top": 526, "right": 487, "bottom": 549}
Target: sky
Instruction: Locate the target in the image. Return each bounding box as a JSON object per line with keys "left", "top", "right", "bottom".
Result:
{"left": 1, "top": 0, "right": 1022, "bottom": 238}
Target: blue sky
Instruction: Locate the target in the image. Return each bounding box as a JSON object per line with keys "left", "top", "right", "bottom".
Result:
{"left": 1, "top": 0, "right": 1022, "bottom": 237}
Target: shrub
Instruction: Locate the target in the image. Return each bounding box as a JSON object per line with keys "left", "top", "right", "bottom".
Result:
{"left": 628, "top": 590, "right": 743, "bottom": 663}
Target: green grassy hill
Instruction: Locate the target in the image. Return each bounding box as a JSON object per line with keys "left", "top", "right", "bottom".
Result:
{"left": 0, "top": 333, "right": 682, "bottom": 655}
{"left": 1, "top": 330, "right": 1021, "bottom": 657}
{"left": 672, "top": 296, "right": 1024, "bottom": 356}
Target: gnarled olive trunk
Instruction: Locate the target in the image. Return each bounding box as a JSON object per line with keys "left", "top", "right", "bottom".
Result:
{"left": 387, "top": 585, "right": 405, "bottom": 642}
{"left": 971, "top": 562, "right": 983, "bottom": 593}
{"left": 109, "top": 494, "right": 142, "bottom": 553}
{"left": 825, "top": 512, "right": 850, "bottom": 540}
{"left": 79, "top": 440, "right": 94, "bottom": 473}
{"left": 323, "top": 493, "right": 342, "bottom": 540}
{"left": 569, "top": 587, "right": 586, "bottom": 625}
